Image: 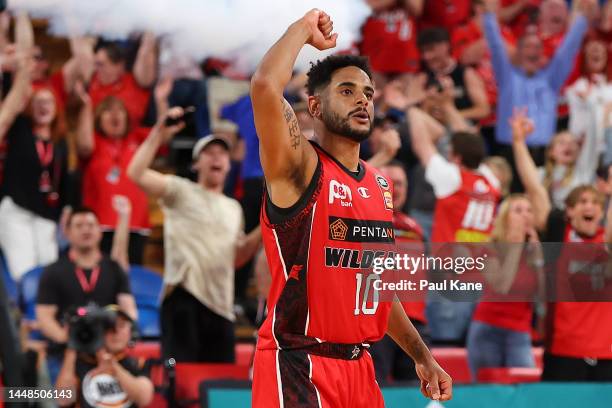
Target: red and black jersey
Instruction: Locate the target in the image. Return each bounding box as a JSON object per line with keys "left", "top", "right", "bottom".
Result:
{"left": 548, "top": 225, "right": 612, "bottom": 358}
{"left": 431, "top": 168, "right": 500, "bottom": 243}
{"left": 258, "top": 144, "right": 396, "bottom": 352}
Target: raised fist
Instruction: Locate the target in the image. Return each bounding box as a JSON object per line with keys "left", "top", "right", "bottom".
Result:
{"left": 302, "top": 9, "right": 338, "bottom": 51}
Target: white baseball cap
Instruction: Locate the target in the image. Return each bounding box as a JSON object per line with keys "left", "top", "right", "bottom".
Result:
{"left": 192, "top": 135, "right": 230, "bottom": 160}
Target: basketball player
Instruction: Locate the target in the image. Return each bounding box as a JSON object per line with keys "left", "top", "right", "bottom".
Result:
{"left": 250, "top": 9, "right": 452, "bottom": 407}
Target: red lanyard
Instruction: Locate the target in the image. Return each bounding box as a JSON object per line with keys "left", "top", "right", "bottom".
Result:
{"left": 75, "top": 265, "right": 100, "bottom": 293}
{"left": 35, "top": 139, "right": 54, "bottom": 168}
{"left": 69, "top": 250, "right": 101, "bottom": 293}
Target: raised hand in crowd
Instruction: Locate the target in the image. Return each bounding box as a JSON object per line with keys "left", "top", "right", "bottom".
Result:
{"left": 383, "top": 74, "right": 428, "bottom": 111}
{"left": 154, "top": 76, "right": 174, "bottom": 121}
{"left": 74, "top": 79, "right": 95, "bottom": 157}
{"left": 0, "top": 17, "right": 34, "bottom": 140}
{"left": 509, "top": 106, "right": 535, "bottom": 143}
{"left": 573, "top": 0, "right": 600, "bottom": 21}
{"left": 111, "top": 195, "right": 132, "bottom": 272}
{"left": 126, "top": 107, "right": 186, "bottom": 198}
{"left": 509, "top": 107, "right": 551, "bottom": 231}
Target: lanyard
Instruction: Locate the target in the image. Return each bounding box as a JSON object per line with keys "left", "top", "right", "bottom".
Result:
{"left": 69, "top": 250, "right": 101, "bottom": 293}
{"left": 35, "top": 139, "right": 54, "bottom": 168}
{"left": 75, "top": 265, "right": 100, "bottom": 293}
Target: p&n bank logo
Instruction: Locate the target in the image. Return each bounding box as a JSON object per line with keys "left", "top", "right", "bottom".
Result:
{"left": 329, "top": 180, "right": 353, "bottom": 207}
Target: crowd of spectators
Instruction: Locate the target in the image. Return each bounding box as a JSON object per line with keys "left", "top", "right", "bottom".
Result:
{"left": 1, "top": 0, "right": 612, "bottom": 401}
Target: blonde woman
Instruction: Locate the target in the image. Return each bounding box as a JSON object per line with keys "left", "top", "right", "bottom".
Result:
{"left": 466, "top": 193, "right": 545, "bottom": 380}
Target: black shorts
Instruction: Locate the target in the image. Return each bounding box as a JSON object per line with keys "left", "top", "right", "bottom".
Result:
{"left": 161, "top": 286, "right": 235, "bottom": 363}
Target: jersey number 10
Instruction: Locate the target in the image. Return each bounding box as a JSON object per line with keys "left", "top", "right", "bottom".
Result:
{"left": 461, "top": 200, "right": 495, "bottom": 231}
{"left": 354, "top": 274, "right": 380, "bottom": 315}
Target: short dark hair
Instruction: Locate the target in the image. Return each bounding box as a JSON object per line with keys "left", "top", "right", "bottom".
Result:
{"left": 306, "top": 55, "right": 373, "bottom": 96}
{"left": 417, "top": 28, "right": 450, "bottom": 50}
{"left": 95, "top": 42, "right": 128, "bottom": 65}
{"left": 67, "top": 207, "right": 98, "bottom": 227}
{"left": 451, "top": 132, "right": 486, "bottom": 170}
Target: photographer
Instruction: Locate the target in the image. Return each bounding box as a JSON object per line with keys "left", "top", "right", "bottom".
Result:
{"left": 56, "top": 305, "right": 153, "bottom": 407}
{"left": 36, "top": 205, "right": 137, "bottom": 384}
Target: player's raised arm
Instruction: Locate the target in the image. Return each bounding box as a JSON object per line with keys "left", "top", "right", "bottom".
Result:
{"left": 250, "top": 9, "right": 336, "bottom": 208}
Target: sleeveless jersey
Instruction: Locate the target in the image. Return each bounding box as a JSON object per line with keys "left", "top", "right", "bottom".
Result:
{"left": 431, "top": 167, "right": 501, "bottom": 243}
{"left": 548, "top": 225, "right": 612, "bottom": 358}
{"left": 258, "top": 144, "right": 396, "bottom": 351}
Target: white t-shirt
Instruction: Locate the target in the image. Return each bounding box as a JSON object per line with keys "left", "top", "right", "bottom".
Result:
{"left": 425, "top": 153, "right": 500, "bottom": 199}
{"left": 160, "top": 175, "right": 243, "bottom": 321}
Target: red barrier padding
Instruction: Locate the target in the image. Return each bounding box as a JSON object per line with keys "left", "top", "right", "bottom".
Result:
{"left": 431, "top": 347, "right": 472, "bottom": 384}
{"left": 174, "top": 363, "right": 250, "bottom": 405}
{"left": 126, "top": 341, "right": 161, "bottom": 360}
{"left": 235, "top": 343, "right": 255, "bottom": 367}
{"left": 477, "top": 367, "right": 542, "bottom": 384}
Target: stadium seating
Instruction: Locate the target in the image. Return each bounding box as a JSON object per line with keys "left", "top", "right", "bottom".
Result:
{"left": 129, "top": 265, "right": 163, "bottom": 338}
{"left": 18, "top": 266, "right": 44, "bottom": 321}
{"left": 0, "top": 253, "right": 17, "bottom": 305}
{"left": 18, "top": 266, "right": 45, "bottom": 340}
{"left": 126, "top": 341, "right": 161, "bottom": 360}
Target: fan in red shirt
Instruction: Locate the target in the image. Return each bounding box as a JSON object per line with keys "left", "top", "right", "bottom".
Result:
{"left": 369, "top": 161, "right": 429, "bottom": 384}
{"left": 511, "top": 109, "right": 612, "bottom": 381}
{"left": 403, "top": 95, "right": 500, "bottom": 345}
{"left": 499, "top": 0, "right": 542, "bottom": 38}
{"left": 420, "top": 0, "right": 472, "bottom": 31}
{"left": 359, "top": 0, "right": 422, "bottom": 76}
{"left": 467, "top": 194, "right": 545, "bottom": 381}
{"left": 406, "top": 101, "right": 501, "bottom": 245}
{"left": 250, "top": 9, "right": 452, "bottom": 407}
{"left": 73, "top": 79, "right": 168, "bottom": 265}
{"left": 66, "top": 34, "right": 157, "bottom": 128}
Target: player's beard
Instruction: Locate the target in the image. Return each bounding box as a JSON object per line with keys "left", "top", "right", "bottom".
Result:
{"left": 321, "top": 108, "right": 372, "bottom": 143}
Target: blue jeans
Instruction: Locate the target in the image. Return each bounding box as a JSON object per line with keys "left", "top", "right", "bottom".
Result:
{"left": 466, "top": 320, "right": 535, "bottom": 381}
{"left": 425, "top": 291, "right": 475, "bottom": 344}
{"left": 46, "top": 353, "right": 63, "bottom": 386}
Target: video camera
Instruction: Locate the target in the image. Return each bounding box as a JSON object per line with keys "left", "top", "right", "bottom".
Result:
{"left": 67, "top": 304, "right": 120, "bottom": 355}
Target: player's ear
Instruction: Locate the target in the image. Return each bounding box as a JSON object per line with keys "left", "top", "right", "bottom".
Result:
{"left": 308, "top": 95, "right": 322, "bottom": 119}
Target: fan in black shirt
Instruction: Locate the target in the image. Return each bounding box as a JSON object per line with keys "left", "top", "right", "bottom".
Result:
{"left": 36, "top": 207, "right": 137, "bottom": 385}
{"left": 0, "top": 14, "right": 70, "bottom": 280}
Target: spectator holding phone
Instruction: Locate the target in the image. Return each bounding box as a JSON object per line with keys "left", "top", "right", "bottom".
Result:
{"left": 128, "top": 107, "right": 261, "bottom": 362}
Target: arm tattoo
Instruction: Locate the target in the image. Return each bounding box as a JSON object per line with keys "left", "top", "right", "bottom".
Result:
{"left": 282, "top": 99, "right": 301, "bottom": 150}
